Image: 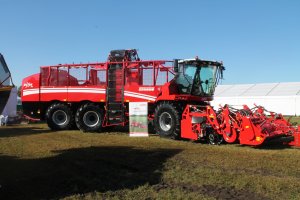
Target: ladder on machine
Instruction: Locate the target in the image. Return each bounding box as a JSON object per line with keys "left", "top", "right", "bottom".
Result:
{"left": 106, "top": 62, "right": 125, "bottom": 125}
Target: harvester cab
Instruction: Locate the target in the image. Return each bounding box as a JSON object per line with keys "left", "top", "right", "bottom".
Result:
{"left": 171, "top": 58, "right": 224, "bottom": 98}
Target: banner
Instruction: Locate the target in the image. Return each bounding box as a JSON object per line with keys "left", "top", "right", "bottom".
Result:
{"left": 129, "top": 102, "right": 148, "bottom": 137}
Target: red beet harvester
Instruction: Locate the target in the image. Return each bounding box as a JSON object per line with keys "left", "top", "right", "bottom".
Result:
{"left": 21, "top": 49, "right": 300, "bottom": 146}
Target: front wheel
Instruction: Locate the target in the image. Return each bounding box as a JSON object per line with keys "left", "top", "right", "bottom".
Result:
{"left": 206, "top": 128, "right": 223, "bottom": 145}
{"left": 45, "top": 103, "right": 73, "bottom": 130}
{"left": 75, "top": 103, "right": 103, "bottom": 132}
{"left": 154, "top": 102, "right": 181, "bottom": 139}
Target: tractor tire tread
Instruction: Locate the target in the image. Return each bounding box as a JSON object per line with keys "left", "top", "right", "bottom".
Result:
{"left": 45, "top": 103, "right": 74, "bottom": 130}
{"left": 75, "top": 103, "right": 103, "bottom": 133}
{"left": 154, "top": 101, "right": 181, "bottom": 140}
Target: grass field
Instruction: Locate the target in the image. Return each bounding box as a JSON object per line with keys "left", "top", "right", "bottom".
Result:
{"left": 0, "top": 124, "right": 300, "bottom": 200}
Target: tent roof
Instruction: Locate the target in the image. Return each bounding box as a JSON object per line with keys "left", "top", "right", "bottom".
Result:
{"left": 215, "top": 82, "right": 300, "bottom": 97}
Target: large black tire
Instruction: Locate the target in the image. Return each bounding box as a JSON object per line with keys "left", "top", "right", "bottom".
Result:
{"left": 75, "top": 103, "right": 103, "bottom": 132}
{"left": 45, "top": 103, "right": 73, "bottom": 130}
{"left": 154, "top": 102, "right": 181, "bottom": 139}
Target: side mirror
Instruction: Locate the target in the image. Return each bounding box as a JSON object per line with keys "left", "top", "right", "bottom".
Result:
{"left": 221, "top": 66, "right": 225, "bottom": 79}
{"left": 173, "top": 59, "right": 179, "bottom": 73}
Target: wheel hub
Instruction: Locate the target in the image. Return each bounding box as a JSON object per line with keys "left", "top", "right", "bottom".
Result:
{"left": 159, "top": 112, "right": 172, "bottom": 132}
{"left": 52, "top": 110, "right": 67, "bottom": 126}
{"left": 83, "top": 111, "right": 99, "bottom": 128}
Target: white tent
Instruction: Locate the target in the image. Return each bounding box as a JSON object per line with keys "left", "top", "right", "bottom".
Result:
{"left": 211, "top": 82, "right": 300, "bottom": 116}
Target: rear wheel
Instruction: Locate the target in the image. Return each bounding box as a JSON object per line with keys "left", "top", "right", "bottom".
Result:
{"left": 154, "top": 102, "right": 181, "bottom": 139}
{"left": 75, "top": 103, "right": 103, "bottom": 132}
{"left": 45, "top": 103, "right": 73, "bottom": 130}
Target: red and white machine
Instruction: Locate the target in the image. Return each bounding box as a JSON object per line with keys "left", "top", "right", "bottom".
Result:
{"left": 21, "top": 49, "right": 299, "bottom": 146}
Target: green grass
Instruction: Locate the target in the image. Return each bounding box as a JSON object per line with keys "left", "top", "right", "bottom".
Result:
{"left": 0, "top": 124, "right": 300, "bottom": 199}
{"left": 285, "top": 116, "right": 300, "bottom": 125}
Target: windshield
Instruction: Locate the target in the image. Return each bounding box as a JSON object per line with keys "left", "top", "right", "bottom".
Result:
{"left": 194, "top": 66, "right": 217, "bottom": 96}
{"left": 174, "top": 63, "right": 219, "bottom": 96}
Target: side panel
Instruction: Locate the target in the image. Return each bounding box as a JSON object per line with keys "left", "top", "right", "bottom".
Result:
{"left": 39, "top": 66, "right": 68, "bottom": 102}
{"left": 67, "top": 86, "right": 106, "bottom": 102}
{"left": 40, "top": 86, "right": 68, "bottom": 102}
{"left": 123, "top": 84, "right": 159, "bottom": 102}
{"left": 39, "top": 86, "right": 107, "bottom": 103}
{"left": 21, "top": 73, "right": 40, "bottom": 102}
{"left": 21, "top": 73, "right": 42, "bottom": 118}
{"left": 67, "top": 66, "right": 107, "bottom": 102}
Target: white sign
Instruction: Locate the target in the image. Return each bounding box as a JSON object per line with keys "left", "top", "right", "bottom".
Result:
{"left": 129, "top": 102, "right": 148, "bottom": 137}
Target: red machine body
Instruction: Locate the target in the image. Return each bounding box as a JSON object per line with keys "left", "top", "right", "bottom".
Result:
{"left": 21, "top": 49, "right": 299, "bottom": 146}
{"left": 22, "top": 61, "right": 171, "bottom": 104}
{"left": 181, "top": 104, "right": 300, "bottom": 146}
{"left": 22, "top": 49, "right": 220, "bottom": 130}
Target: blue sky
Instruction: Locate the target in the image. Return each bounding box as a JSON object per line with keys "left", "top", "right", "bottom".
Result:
{"left": 1, "top": 0, "right": 299, "bottom": 86}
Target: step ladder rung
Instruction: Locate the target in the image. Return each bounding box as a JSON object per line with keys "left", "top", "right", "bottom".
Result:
{"left": 106, "top": 63, "right": 125, "bottom": 125}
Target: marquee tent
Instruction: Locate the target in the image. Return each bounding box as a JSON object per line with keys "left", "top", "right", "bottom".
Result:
{"left": 211, "top": 82, "right": 300, "bottom": 116}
